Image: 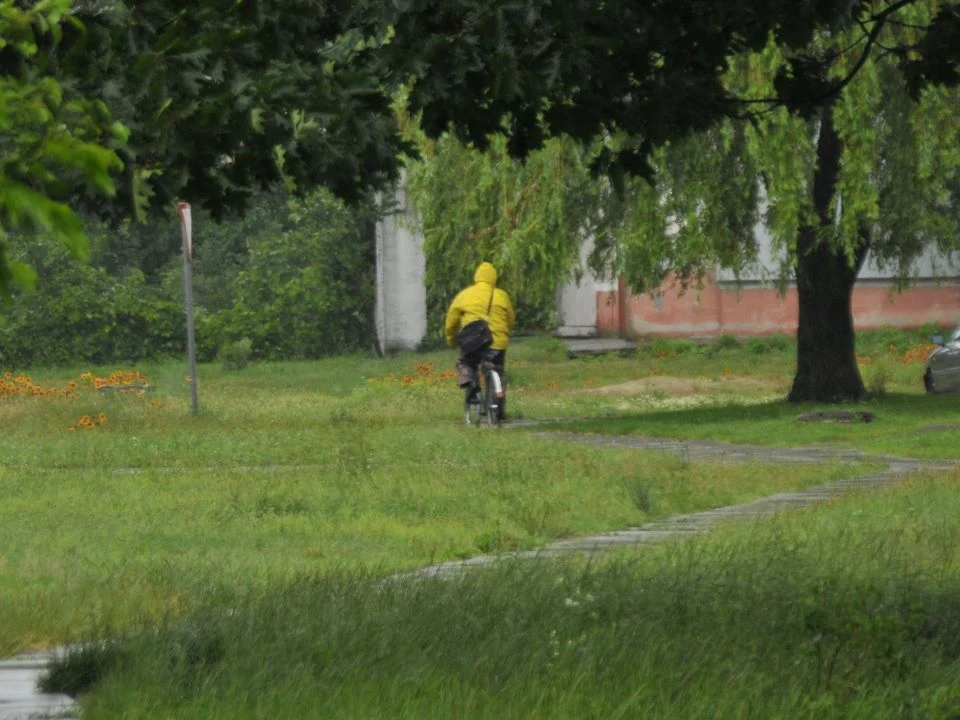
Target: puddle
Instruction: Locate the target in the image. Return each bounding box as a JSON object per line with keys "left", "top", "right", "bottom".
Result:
{"left": 0, "top": 651, "right": 77, "bottom": 720}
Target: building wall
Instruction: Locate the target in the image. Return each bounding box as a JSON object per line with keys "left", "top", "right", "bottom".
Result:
{"left": 596, "top": 274, "right": 960, "bottom": 338}
{"left": 594, "top": 220, "right": 960, "bottom": 338}
{"left": 555, "top": 236, "right": 616, "bottom": 337}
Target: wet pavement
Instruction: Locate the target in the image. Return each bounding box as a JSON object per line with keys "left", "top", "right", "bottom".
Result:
{"left": 0, "top": 651, "right": 76, "bottom": 720}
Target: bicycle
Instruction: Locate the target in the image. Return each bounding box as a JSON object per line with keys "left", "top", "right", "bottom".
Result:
{"left": 464, "top": 349, "right": 505, "bottom": 427}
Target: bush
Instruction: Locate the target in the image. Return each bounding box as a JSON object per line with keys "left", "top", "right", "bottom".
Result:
{"left": 203, "top": 190, "right": 376, "bottom": 361}
{"left": 714, "top": 333, "right": 740, "bottom": 351}
{"left": 0, "top": 189, "right": 377, "bottom": 368}
{"left": 0, "top": 239, "right": 183, "bottom": 367}
{"left": 219, "top": 338, "right": 253, "bottom": 371}
{"left": 745, "top": 335, "right": 791, "bottom": 355}
{"left": 866, "top": 366, "right": 890, "bottom": 398}
{"left": 666, "top": 338, "right": 699, "bottom": 356}
{"left": 640, "top": 338, "right": 679, "bottom": 358}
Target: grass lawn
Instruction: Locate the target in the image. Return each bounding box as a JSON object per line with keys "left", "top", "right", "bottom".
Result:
{"left": 44, "top": 471, "right": 960, "bottom": 720}
{"left": 2, "top": 328, "right": 959, "bottom": 716}
{"left": 552, "top": 330, "right": 960, "bottom": 460}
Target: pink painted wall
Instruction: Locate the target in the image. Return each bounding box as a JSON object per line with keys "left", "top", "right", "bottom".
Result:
{"left": 596, "top": 273, "right": 960, "bottom": 337}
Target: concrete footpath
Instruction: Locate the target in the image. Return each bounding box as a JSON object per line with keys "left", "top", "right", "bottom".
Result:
{"left": 564, "top": 337, "right": 636, "bottom": 358}
{"left": 0, "top": 651, "right": 75, "bottom": 720}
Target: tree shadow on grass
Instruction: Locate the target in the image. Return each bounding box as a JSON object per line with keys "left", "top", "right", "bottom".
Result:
{"left": 552, "top": 393, "right": 960, "bottom": 453}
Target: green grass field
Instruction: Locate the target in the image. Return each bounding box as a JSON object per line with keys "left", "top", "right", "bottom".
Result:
{"left": 3, "top": 329, "right": 959, "bottom": 717}
{"left": 55, "top": 473, "right": 960, "bottom": 719}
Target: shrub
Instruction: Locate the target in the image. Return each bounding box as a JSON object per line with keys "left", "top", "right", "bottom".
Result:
{"left": 667, "top": 338, "right": 699, "bottom": 356}
{"left": 0, "top": 189, "right": 377, "bottom": 367}
{"left": 219, "top": 338, "right": 253, "bottom": 371}
{"left": 866, "top": 366, "right": 890, "bottom": 398}
{"left": 206, "top": 190, "right": 376, "bottom": 361}
{"left": 641, "top": 338, "right": 678, "bottom": 359}
{"left": 0, "top": 239, "right": 183, "bottom": 367}
{"left": 714, "top": 333, "right": 740, "bottom": 351}
{"left": 745, "top": 335, "right": 791, "bottom": 355}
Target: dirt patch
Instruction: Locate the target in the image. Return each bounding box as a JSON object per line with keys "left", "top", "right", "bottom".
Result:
{"left": 580, "top": 375, "right": 785, "bottom": 397}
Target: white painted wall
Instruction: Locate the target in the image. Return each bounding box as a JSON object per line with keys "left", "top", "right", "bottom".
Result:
{"left": 716, "top": 226, "right": 960, "bottom": 285}
{"left": 374, "top": 182, "right": 427, "bottom": 353}
{"left": 715, "top": 186, "right": 960, "bottom": 285}
{"left": 555, "top": 235, "right": 616, "bottom": 337}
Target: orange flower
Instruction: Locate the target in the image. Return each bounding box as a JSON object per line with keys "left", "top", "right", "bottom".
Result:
{"left": 901, "top": 344, "right": 936, "bottom": 364}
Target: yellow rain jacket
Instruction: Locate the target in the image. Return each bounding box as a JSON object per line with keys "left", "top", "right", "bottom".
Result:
{"left": 445, "top": 262, "right": 516, "bottom": 350}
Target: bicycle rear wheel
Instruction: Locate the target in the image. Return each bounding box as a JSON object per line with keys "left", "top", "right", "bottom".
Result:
{"left": 483, "top": 368, "right": 503, "bottom": 427}
{"left": 464, "top": 382, "right": 482, "bottom": 425}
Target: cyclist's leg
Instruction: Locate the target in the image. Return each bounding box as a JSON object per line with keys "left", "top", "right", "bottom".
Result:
{"left": 457, "top": 348, "right": 479, "bottom": 399}
{"left": 491, "top": 350, "right": 507, "bottom": 420}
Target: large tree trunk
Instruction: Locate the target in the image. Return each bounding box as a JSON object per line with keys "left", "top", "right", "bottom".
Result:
{"left": 788, "top": 106, "right": 869, "bottom": 403}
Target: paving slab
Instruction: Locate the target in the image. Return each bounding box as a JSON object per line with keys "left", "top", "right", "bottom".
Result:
{"left": 565, "top": 338, "right": 636, "bottom": 358}
{"left": 0, "top": 652, "right": 76, "bottom": 720}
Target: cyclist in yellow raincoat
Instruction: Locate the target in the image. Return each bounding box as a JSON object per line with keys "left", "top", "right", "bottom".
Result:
{"left": 445, "top": 262, "right": 516, "bottom": 415}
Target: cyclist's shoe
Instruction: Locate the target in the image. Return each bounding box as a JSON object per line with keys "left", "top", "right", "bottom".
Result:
{"left": 465, "top": 385, "right": 479, "bottom": 404}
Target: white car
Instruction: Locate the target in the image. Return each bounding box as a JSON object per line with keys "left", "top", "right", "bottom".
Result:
{"left": 924, "top": 325, "right": 960, "bottom": 394}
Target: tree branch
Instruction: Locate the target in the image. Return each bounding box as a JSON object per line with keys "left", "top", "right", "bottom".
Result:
{"left": 725, "top": 0, "right": 922, "bottom": 110}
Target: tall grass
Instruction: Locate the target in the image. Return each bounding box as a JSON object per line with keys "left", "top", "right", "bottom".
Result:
{"left": 49, "top": 471, "right": 960, "bottom": 719}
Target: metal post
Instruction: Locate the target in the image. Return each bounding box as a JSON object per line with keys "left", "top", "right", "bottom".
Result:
{"left": 178, "top": 202, "right": 199, "bottom": 415}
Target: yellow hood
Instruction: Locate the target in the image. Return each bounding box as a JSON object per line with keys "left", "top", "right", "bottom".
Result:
{"left": 474, "top": 262, "right": 497, "bottom": 286}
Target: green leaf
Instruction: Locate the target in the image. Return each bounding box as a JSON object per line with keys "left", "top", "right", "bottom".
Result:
{"left": 8, "top": 260, "right": 37, "bottom": 291}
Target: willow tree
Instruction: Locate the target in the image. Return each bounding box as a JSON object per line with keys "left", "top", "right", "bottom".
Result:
{"left": 595, "top": 1, "right": 960, "bottom": 402}
{"left": 405, "top": 132, "right": 609, "bottom": 333}
{"left": 369, "top": 0, "right": 960, "bottom": 402}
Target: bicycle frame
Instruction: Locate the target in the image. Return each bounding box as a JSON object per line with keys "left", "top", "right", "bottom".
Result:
{"left": 464, "top": 353, "right": 504, "bottom": 426}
